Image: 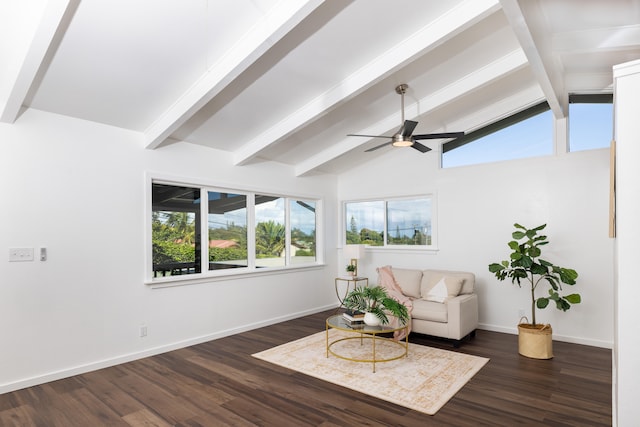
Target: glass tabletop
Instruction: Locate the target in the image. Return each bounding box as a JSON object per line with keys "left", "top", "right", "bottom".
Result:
{"left": 326, "top": 314, "right": 407, "bottom": 334}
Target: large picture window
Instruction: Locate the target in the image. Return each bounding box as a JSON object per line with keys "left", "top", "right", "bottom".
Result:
{"left": 150, "top": 180, "right": 320, "bottom": 282}
{"left": 345, "top": 196, "right": 434, "bottom": 248}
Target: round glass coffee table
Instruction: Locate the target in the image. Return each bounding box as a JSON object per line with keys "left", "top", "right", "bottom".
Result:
{"left": 326, "top": 314, "right": 409, "bottom": 372}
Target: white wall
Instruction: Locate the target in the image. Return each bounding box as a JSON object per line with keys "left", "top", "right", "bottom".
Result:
{"left": 0, "top": 109, "right": 339, "bottom": 393}
{"left": 338, "top": 141, "right": 614, "bottom": 348}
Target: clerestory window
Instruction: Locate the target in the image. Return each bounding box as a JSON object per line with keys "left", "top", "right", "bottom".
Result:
{"left": 568, "top": 94, "right": 613, "bottom": 152}
{"left": 442, "top": 102, "right": 553, "bottom": 168}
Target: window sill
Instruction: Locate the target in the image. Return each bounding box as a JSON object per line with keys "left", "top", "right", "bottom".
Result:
{"left": 364, "top": 246, "right": 440, "bottom": 255}
{"left": 146, "top": 263, "right": 326, "bottom": 289}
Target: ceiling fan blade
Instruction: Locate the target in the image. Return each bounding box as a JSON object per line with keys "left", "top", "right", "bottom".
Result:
{"left": 398, "top": 120, "right": 418, "bottom": 137}
{"left": 412, "top": 131, "right": 464, "bottom": 140}
{"left": 411, "top": 141, "right": 432, "bottom": 153}
{"left": 365, "top": 141, "right": 393, "bottom": 152}
{"left": 347, "top": 133, "right": 392, "bottom": 139}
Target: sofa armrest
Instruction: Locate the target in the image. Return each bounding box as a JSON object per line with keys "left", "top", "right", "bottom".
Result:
{"left": 446, "top": 293, "right": 479, "bottom": 340}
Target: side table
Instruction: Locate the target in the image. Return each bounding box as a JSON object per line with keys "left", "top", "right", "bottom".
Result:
{"left": 335, "top": 276, "right": 368, "bottom": 306}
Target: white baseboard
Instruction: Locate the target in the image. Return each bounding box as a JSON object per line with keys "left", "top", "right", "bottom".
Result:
{"left": 478, "top": 323, "right": 613, "bottom": 349}
{"left": 0, "top": 304, "right": 336, "bottom": 395}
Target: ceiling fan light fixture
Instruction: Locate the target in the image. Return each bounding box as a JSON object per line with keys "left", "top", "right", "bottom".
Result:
{"left": 391, "top": 135, "right": 413, "bottom": 147}
{"left": 350, "top": 83, "right": 464, "bottom": 154}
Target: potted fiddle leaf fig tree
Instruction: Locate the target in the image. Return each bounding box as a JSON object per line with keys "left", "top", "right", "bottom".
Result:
{"left": 343, "top": 285, "right": 409, "bottom": 327}
{"left": 488, "top": 223, "right": 581, "bottom": 359}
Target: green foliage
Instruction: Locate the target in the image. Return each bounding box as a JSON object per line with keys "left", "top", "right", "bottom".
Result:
{"left": 209, "top": 247, "right": 247, "bottom": 261}
{"left": 359, "top": 228, "right": 384, "bottom": 246}
{"left": 295, "top": 249, "right": 315, "bottom": 257}
{"left": 343, "top": 286, "right": 409, "bottom": 325}
{"left": 152, "top": 241, "right": 195, "bottom": 264}
{"left": 345, "top": 264, "right": 356, "bottom": 272}
{"left": 255, "top": 220, "right": 285, "bottom": 257}
{"left": 345, "top": 215, "right": 384, "bottom": 246}
{"left": 387, "top": 229, "right": 429, "bottom": 245}
{"left": 154, "top": 212, "right": 315, "bottom": 268}
{"left": 152, "top": 212, "right": 197, "bottom": 266}
{"left": 488, "top": 223, "right": 581, "bottom": 325}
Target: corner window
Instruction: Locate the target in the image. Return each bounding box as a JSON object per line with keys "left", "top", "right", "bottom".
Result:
{"left": 345, "top": 196, "right": 434, "bottom": 248}
{"left": 150, "top": 180, "right": 320, "bottom": 282}
{"left": 568, "top": 94, "right": 613, "bottom": 152}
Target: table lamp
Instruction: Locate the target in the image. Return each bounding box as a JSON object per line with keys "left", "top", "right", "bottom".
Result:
{"left": 344, "top": 244, "right": 365, "bottom": 277}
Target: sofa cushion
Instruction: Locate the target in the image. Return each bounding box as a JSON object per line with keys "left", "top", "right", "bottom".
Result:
{"left": 390, "top": 268, "right": 423, "bottom": 298}
{"left": 421, "top": 270, "right": 475, "bottom": 297}
{"left": 411, "top": 299, "right": 448, "bottom": 323}
{"left": 423, "top": 276, "right": 463, "bottom": 303}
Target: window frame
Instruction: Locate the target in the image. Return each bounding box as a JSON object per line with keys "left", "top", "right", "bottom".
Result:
{"left": 343, "top": 194, "right": 437, "bottom": 252}
{"left": 146, "top": 174, "right": 323, "bottom": 286}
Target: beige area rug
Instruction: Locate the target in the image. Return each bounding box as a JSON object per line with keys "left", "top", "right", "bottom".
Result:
{"left": 252, "top": 329, "right": 489, "bottom": 415}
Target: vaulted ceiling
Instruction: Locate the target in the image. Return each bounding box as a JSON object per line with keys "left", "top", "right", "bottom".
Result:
{"left": 2, "top": 0, "right": 639, "bottom": 176}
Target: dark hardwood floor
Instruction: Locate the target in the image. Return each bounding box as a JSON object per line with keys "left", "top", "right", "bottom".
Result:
{"left": 0, "top": 309, "right": 612, "bottom": 426}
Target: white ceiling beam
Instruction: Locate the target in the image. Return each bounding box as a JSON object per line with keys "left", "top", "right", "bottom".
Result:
{"left": 295, "top": 48, "right": 528, "bottom": 177}
{"left": 143, "top": 0, "right": 323, "bottom": 150}
{"left": 553, "top": 24, "right": 640, "bottom": 52}
{"left": 0, "top": 0, "right": 74, "bottom": 123}
{"left": 499, "top": 0, "right": 566, "bottom": 118}
{"left": 233, "top": 0, "right": 501, "bottom": 166}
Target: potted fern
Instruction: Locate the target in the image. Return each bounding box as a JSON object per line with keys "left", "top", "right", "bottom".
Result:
{"left": 343, "top": 285, "right": 409, "bottom": 327}
{"left": 488, "top": 223, "right": 581, "bottom": 359}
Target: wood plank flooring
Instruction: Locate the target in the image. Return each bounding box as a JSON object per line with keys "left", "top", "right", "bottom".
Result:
{"left": 0, "top": 309, "right": 612, "bottom": 426}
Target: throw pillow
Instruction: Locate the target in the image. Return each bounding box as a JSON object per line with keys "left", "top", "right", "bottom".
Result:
{"left": 390, "top": 268, "right": 423, "bottom": 298}
{"left": 423, "top": 276, "right": 463, "bottom": 303}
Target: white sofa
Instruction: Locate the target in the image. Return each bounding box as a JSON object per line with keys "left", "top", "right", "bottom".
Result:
{"left": 380, "top": 267, "right": 478, "bottom": 346}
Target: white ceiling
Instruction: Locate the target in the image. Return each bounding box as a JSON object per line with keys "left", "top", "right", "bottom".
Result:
{"left": 2, "top": 0, "right": 639, "bottom": 176}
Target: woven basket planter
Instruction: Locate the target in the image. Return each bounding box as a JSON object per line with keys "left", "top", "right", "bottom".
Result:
{"left": 518, "top": 322, "right": 553, "bottom": 359}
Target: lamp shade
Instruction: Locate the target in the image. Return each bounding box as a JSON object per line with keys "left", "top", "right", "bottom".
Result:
{"left": 344, "top": 244, "right": 365, "bottom": 260}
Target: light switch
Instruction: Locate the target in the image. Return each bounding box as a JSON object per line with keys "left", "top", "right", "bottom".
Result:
{"left": 9, "top": 248, "right": 34, "bottom": 262}
{"left": 40, "top": 247, "right": 47, "bottom": 261}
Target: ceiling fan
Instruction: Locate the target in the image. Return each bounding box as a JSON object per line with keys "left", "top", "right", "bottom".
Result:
{"left": 348, "top": 84, "right": 464, "bottom": 153}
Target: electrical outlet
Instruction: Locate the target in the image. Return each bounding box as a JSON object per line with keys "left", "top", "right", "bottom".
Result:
{"left": 140, "top": 325, "right": 147, "bottom": 338}
{"left": 9, "top": 248, "right": 34, "bottom": 262}
{"left": 518, "top": 308, "right": 526, "bottom": 318}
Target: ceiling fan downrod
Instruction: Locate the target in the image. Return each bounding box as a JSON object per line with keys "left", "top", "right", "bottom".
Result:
{"left": 395, "top": 83, "right": 408, "bottom": 123}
